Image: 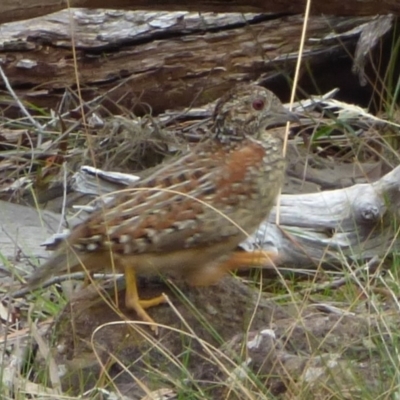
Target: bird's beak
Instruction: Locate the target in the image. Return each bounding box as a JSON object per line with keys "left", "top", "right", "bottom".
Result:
{"left": 280, "top": 108, "right": 300, "bottom": 123}
{"left": 266, "top": 108, "right": 300, "bottom": 128}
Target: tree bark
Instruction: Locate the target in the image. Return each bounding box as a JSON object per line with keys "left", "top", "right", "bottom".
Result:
{"left": 0, "top": 9, "right": 381, "bottom": 116}
{"left": 1, "top": 0, "right": 400, "bottom": 25}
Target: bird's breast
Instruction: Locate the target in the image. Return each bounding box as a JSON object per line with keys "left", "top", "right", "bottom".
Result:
{"left": 216, "top": 138, "right": 285, "bottom": 234}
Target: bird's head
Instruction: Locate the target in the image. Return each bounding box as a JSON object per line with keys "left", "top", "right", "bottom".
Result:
{"left": 213, "top": 85, "right": 298, "bottom": 143}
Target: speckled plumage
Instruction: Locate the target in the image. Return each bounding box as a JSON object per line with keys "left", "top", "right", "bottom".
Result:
{"left": 27, "top": 84, "right": 297, "bottom": 332}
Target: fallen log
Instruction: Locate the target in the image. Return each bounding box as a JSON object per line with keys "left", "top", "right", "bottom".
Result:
{"left": 1, "top": 0, "right": 400, "bottom": 25}
{"left": 242, "top": 164, "right": 400, "bottom": 268}
{"left": 0, "top": 9, "right": 391, "bottom": 116}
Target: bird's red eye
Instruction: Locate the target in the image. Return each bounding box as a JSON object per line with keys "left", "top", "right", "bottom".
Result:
{"left": 252, "top": 98, "right": 265, "bottom": 111}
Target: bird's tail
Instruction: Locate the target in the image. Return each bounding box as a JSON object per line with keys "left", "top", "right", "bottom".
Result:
{"left": 26, "top": 247, "right": 81, "bottom": 290}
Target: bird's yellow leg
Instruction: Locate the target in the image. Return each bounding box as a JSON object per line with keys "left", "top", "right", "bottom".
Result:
{"left": 186, "top": 250, "right": 279, "bottom": 286}
{"left": 221, "top": 250, "right": 278, "bottom": 271}
{"left": 124, "top": 266, "right": 166, "bottom": 333}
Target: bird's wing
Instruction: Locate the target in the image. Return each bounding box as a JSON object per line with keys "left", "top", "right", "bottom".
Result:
{"left": 67, "top": 139, "right": 267, "bottom": 255}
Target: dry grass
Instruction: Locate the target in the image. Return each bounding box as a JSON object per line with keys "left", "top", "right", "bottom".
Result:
{"left": 2, "top": 2, "right": 400, "bottom": 400}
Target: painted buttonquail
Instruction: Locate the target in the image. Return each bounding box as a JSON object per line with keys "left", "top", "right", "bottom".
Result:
{"left": 27, "top": 85, "right": 297, "bottom": 333}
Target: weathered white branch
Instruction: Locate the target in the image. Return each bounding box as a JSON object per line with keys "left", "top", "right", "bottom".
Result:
{"left": 241, "top": 166, "right": 400, "bottom": 267}
{"left": 71, "top": 164, "right": 400, "bottom": 269}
